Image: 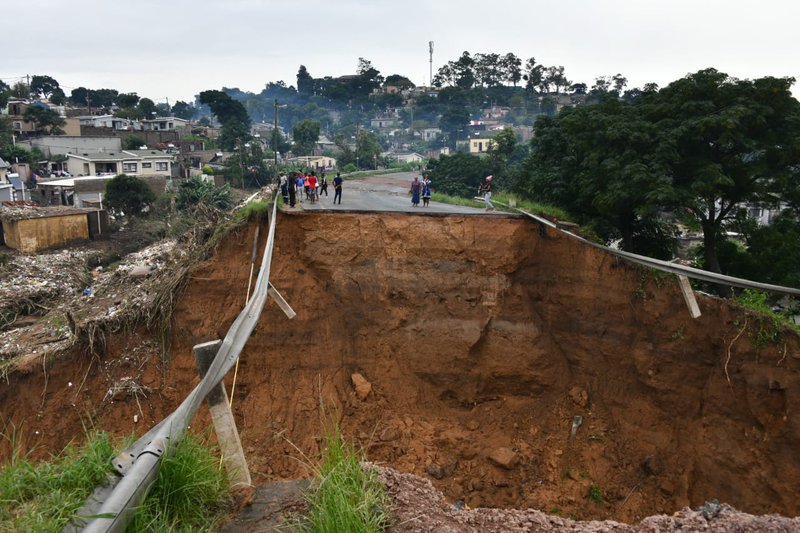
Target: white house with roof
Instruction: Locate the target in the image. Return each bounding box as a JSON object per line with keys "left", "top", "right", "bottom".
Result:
{"left": 78, "top": 115, "right": 136, "bottom": 130}
{"left": 141, "top": 117, "right": 191, "bottom": 131}
{"left": 65, "top": 149, "right": 174, "bottom": 177}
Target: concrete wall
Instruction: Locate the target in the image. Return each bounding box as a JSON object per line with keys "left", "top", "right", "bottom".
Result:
{"left": 2, "top": 214, "right": 89, "bottom": 253}
{"left": 23, "top": 136, "right": 122, "bottom": 158}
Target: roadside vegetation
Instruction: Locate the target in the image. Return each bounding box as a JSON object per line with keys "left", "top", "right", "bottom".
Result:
{"left": 289, "top": 426, "right": 389, "bottom": 532}
{"left": 0, "top": 427, "right": 229, "bottom": 532}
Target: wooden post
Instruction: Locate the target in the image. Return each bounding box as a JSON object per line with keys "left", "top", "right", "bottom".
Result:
{"left": 678, "top": 275, "right": 702, "bottom": 319}
{"left": 194, "top": 340, "right": 252, "bottom": 488}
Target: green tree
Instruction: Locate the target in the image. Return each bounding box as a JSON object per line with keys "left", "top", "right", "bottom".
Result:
{"left": 116, "top": 92, "right": 140, "bottom": 108}
{"left": 105, "top": 174, "right": 156, "bottom": 216}
{"left": 138, "top": 98, "right": 157, "bottom": 118}
{"left": 223, "top": 141, "right": 270, "bottom": 188}
{"left": 354, "top": 130, "right": 383, "bottom": 169}
{"left": 23, "top": 105, "right": 66, "bottom": 135}
{"left": 0, "top": 81, "right": 9, "bottom": 108}
{"left": 524, "top": 99, "right": 673, "bottom": 254}
{"left": 49, "top": 88, "right": 66, "bottom": 105}
{"left": 70, "top": 87, "right": 89, "bottom": 106}
{"left": 297, "top": 65, "right": 313, "bottom": 96}
{"left": 292, "top": 119, "right": 321, "bottom": 155}
{"left": 198, "top": 90, "right": 252, "bottom": 151}
{"left": 652, "top": 69, "right": 800, "bottom": 285}
{"left": 123, "top": 134, "right": 146, "bottom": 150}
{"left": 427, "top": 152, "right": 492, "bottom": 196}
{"left": 30, "top": 75, "right": 60, "bottom": 98}
{"left": 172, "top": 101, "right": 196, "bottom": 120}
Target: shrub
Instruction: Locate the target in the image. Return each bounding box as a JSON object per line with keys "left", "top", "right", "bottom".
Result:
{"left": 342, "top": 163, "right": 357, "bottom": 174}
{"left": 105, "top": 174, "right": 156, "bottom": 217}
{"left": 201, "top": 165, "right": 215, "bottom": 175}
{"left": 177, "top": 175, "right": 232, "bottom": 210}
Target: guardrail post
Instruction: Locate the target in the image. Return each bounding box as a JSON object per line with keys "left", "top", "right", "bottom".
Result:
{"left": 194, "top": 340, "right": 252, "bottom": 488}
{"left": 677, "top": 275, "right": 702, "bottom": 319}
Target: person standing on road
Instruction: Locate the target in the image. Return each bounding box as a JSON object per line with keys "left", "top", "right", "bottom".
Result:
{"left": 320, "top": 174, "right": 329, "bottom": 197}
{"left": 288, "top": 173, "right": 296, "bottom": 207}
{"left": 307, "top": 172, "right": 318, "bottom": 203}
{"left": 480, "top": 175, "right": 494, "bottom": 211}
{"left": 280, "top": 174, "right": 289, "bottom": 205}
{"left": 333, "top": 172, "right": 343, "bottom": 204}
{"left": 295, "top": 174, "right": 305, "bottom": 203}
{"left": 410, "top": 176, "right": 422, "bottom": 207}
{"left": 422, "top": 176, "right": 432, "bottom": 207}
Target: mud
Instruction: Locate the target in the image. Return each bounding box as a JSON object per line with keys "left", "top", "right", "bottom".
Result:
{"left": 1, "top": 210, "right": 799, "bottom": 523}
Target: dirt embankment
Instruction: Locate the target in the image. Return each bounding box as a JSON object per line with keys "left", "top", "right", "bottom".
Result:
{"left": 2, "top": 210, "right": 799, "bottom": 524}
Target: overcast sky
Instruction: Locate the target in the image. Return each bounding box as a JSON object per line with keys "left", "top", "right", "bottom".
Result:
{"left": 4, "top": 0, "right": 799, "bottom": 105}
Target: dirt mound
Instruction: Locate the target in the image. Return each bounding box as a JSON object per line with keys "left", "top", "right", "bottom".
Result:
{"left": 1, "top": 210, "right": 799, "bottom": 524}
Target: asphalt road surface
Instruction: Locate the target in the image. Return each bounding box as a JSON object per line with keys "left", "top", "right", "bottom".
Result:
{"left": 286, "top": 171, "right": 489, "bottom": 214}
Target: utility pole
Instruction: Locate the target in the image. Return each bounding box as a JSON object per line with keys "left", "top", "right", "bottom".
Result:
{"left": 429, "top": 41, "right": 434, "bottom": 87}
{"left": 274, "top": 99, "right": 279, "bottom": 172}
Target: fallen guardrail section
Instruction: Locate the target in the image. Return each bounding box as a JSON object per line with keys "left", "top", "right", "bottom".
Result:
{"left": 73, "top": 198, "right": 284, "bottom": 532}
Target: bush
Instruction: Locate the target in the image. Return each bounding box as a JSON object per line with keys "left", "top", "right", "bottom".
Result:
{"left": 342, "top": 163, "right": 357, "bottom": 174}
{"left": 201, "top": 165, "right": 214, "bottom": 175}
{"left": 177, "top": 176, "right": 232, "bottom": 210}
{"left": 105, "top": 174, "right": 156, "bottom": 217}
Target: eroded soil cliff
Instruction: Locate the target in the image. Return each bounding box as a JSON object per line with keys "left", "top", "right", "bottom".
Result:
{"left": 2, "top": 210, "right": 799, "bottom": 523}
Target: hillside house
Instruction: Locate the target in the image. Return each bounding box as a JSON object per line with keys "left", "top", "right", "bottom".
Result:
{"left": 65, "top": 150, "right": 175, "bottom": 177}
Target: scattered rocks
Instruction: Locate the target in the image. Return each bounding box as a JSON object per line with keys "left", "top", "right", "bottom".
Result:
{"left": 569, "top": 386, "right": 589, "bottom": 408}
{"left": 426, "top": 463, "right": 446, "bottom": 479}
{"left": 379, "top": 426, "right": 399, "bottom": 442}
{"left": 487, "top": 447, "right": 518, "bottom": 470}
{"left": 465, "top": 420, "right": 480, "bottom": 431}
{"left": 351, "top": 372, "right": 372, "bottom": 400}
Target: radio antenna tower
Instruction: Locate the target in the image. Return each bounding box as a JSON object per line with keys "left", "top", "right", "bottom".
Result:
{"left": 429, "top": 41, "right": 434, "bottom": 86}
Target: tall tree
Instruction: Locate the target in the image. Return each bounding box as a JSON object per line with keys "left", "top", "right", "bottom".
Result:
{"left": 651, "top": 69, "right": 800, "bottom": 286}
{"left": 523, "top": 57, "right": 545, "bottom": 94}
{"left": 502, "top": 53, "right": 523, "bottom": 86}
{"left": 297, "top": 65, "right": 313, "bottom": 96}
{"left": 138, "top": 98, "right": 157, "bottom": 118}
{"left": 116, "top": 92, "right": 140, "bottom": 108}
{"left": 172, "top": 100, "right": 196, "bottom": 120}
{"left": 292, "top": 119, "right": 321, "bottom": 155}
{"left": 30, "top": 75, "right": 60, "bottom": 98}
{"left": 525, "top": 99, "right": 673, "bottom": 254}
{"left": 23, "top": 105, "right": 66, "bottom": 135}
{"left": 198, "top": 89, "right": 252, "bottom": 151}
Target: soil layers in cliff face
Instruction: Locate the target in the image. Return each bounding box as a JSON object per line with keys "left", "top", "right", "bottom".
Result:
{"left": 2, "top": 210, "right": 798, "bottom": 523}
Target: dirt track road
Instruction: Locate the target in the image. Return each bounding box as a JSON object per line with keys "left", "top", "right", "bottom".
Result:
{"left": 289, "top": 171, "right": 490, "bottom": 214}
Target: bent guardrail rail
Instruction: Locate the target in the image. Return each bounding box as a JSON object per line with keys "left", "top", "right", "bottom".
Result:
{"left": 496, "top": 201, "right": 800, "bottom": 298}
{"left": 76, "top": 198, "right": 278, "bottom": 532}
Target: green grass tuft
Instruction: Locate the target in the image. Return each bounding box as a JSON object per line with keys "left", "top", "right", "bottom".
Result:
{"left": 291, "top": 425, "right": 389, "bottom": 533}
{"left": 235, "top": 199, "right": 271, "bottom": 223}
{"left": 128, "top": 433, "right": 230, "bottom": 532}
{"left": 0, "top": 427, "right": 116, "bottom": 532}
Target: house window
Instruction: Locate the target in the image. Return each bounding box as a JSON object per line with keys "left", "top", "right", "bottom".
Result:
{"left": 142, "top": 162, "right": 152, "bottom": 169}
{"left": 155, "top": 162, "right": 169, "bottom": 172}
{"left": 12, "top": 121, "right": 22, "bottom": 131}
{"left": 122, "top": 162, "right": 138, "bottom": 173}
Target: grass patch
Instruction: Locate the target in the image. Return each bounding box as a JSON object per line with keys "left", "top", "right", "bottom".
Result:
{"left": 587, "top": 483, "right": 603, "bottom": 505}
{"left": 0, "top": 426, "right": 116, "bottom": 532}
{"left": 429, "top": 191, "right": 573, "bottom": 222}
{"left": 0, "top": 427, "right": 229, "bottom": 532}
{"left": 234, "top": 199, "right": 270, "bottom": 223}
{"left": 290, "top": 425, "right": 389, "bottom": 532}
{"left": 735, "top": 289, "right": 800, "bottom": 346}
{"left": 128, "top": 432, "right": 230, "bottom": 532}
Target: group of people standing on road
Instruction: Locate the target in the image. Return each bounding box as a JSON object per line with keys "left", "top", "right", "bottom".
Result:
{"left": 410, "top": 175, "right": 432, "bottom": 207}
{"left": 280, "top": 171, "right": 344, "bottom": 207}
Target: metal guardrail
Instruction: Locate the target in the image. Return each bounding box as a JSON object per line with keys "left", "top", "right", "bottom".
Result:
{"left": 77, "top": 198, "right": 278, "bottom": 532}
{"left": 502, "top": 202, "right": 800, "bottom": 297}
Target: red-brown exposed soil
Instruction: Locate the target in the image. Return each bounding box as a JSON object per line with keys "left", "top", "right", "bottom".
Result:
{"left": 2, "top": 210, "right": 799, "bottom": 524}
